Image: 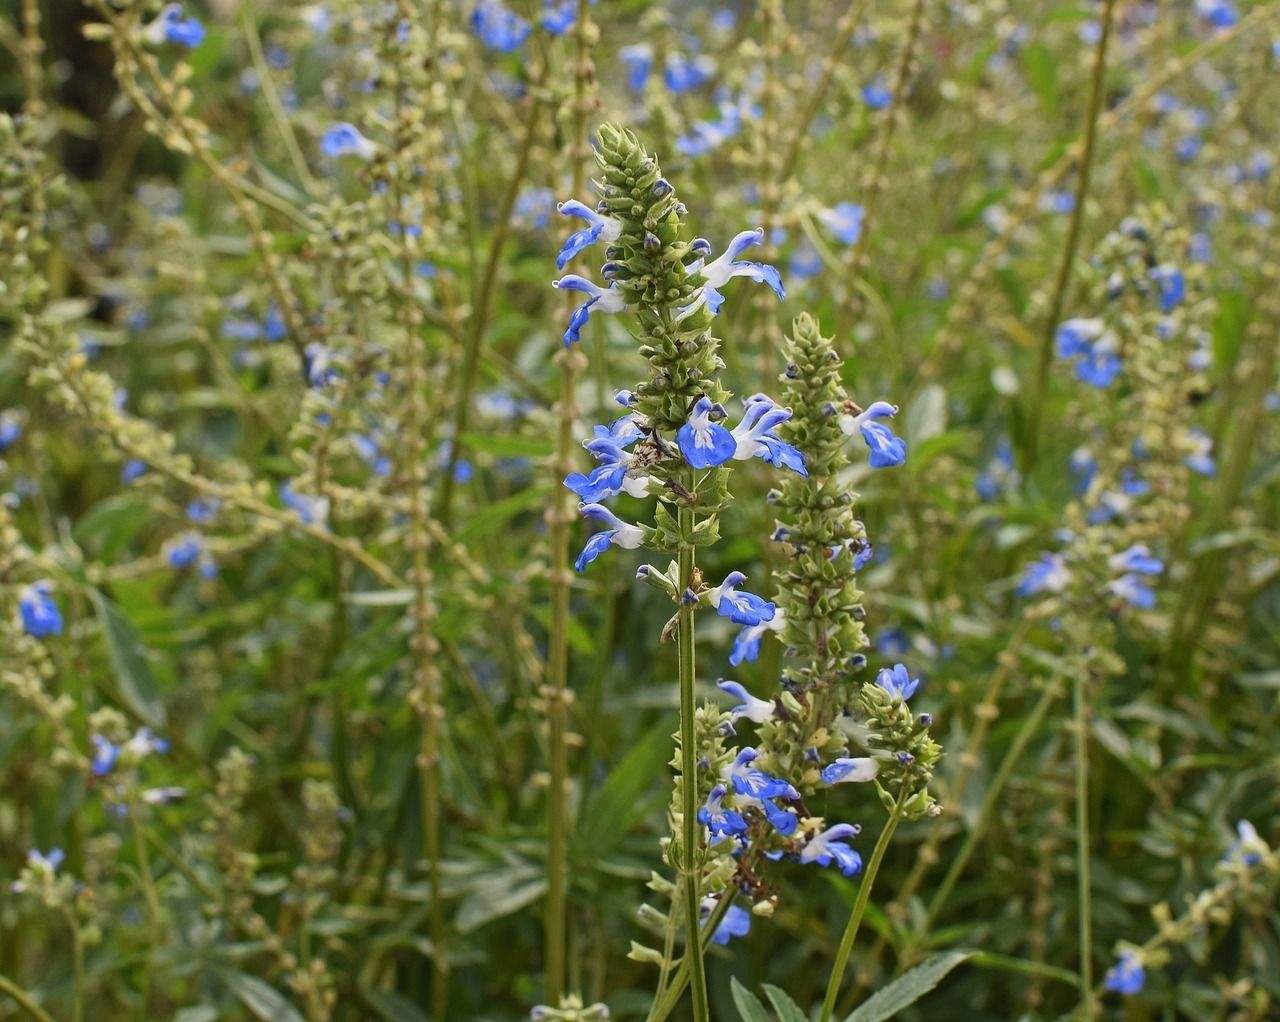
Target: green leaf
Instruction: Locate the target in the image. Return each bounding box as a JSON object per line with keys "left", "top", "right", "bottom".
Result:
{"left": 363, "top": 990, "right": 430, "bottom": 1022}
{"left": 222, "top": 971, "right": 306, "bottom": 1022}
{"left": 762, "top": 984, "right": 808, "bottom": 1022}
{"left": 1020, "top": 42, "right": 1058, "bottom": 115}
{"left": 460, "top": 431, "right": 553, "bottom": 459}
{"left": 455, "top": 871, "right": 547, "bottom": 934}
{"left": 842, "top": 950, "right": 972, "bottom": 1022}
{"left": 575, "top": 720, "right": 673, "bottom": 858}
{"left": 730, "top": 977, "right": 771, "bottom": 1022}
{"left": 455, "top": 486, "right": 547, "bottom": 544}
{"left": 89, "top": 590, "right": 165, "bottom": 727}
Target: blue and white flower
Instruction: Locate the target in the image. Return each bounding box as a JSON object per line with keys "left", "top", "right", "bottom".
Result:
{"left": 1149, "top": 263, "right": 1185, "bottom": 311}
{"left": 819, "top": 202, "right": 865, "bottom": 246}
{"left": 697, "top": 784, "right": 748, "bottom": 838}
{"left": 707, "top": 571, "right": 776, "bottom": 626}
{"left": 19, "top": 581, "right": 62, "bottom": 638}
{"left": 677, "top": 396, "right": 737, "bottom": 468}
{"left": 551, "top": 275, "right": 627, "bottom": 347}
{"left": 0, "top": 410, "right": 21, "bottom": 450}
{"left": 1017, "top": 552, "right": 1070, "bottom": 597}
{"left": 574, "top": 503, "right": 646, "bottom": 572}
{"left": 730, "top": 395, "right": 807, "bottom": 475}
{"left": 676, "top": 229, "right": 784, "bottom": 320}
{"left": 800, "top": 823, "right": 863, "bottom": 876}
{"left": 1185, "top": 428, "right": 1215, "bottom": 476}
{"left": 143, "top": 4, "right": 205, "bottom": 47}
{"left": 619, "top": 44, "right": 652, "bottom": 91}
{"left": 663, "top": 52, "right": 714, "bottom": 93}
{"left": 703, "top": 899, "right": 751, "bottom": 945}
{"left": 821, "top": 757, "right": 880, "bottom": 785}
{"left": 90, "top": 734, "right": 120, "bottom": 777}
{"left": 1226, "top": 819, "right": 1266, "bottom": 866}
{"left": 470, "top": 0, "right": 530, "bottom": 52}
{"left": 165, "top": 532, "right": 204, "bottom": 569}
{"left": 729, "top": 611, "right": 787, "bottom": 666}
{"left": 1109, "top": 573, "right": 1156, "bottom": 609}
{"left": 320, "top": 123, "right": 377, "bottom": 160}
{"left": 876, "top": 663, "right": 920, "bottom": 701}
{"left": 1104, "top": 951, "right": 1145, "bottom": 996}
{"left": 280, "top": 483, "right": 330, "bottom": 526}
{"left": 840, "top": 401, "right": 907, "bottom": 468}
{"left": 1110, "top": 544, "right": 1163, "bottom": 576}
{"left": 555, "top": 201, "right": 623, "bottom": 269}
{"left": 716, "top": 680, "right": 775, "bottom": 724}
{"left": 861, "top": 76, "right": 891, "bottom": 110}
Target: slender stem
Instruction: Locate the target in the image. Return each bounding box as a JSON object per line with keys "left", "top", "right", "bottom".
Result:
{"left": 1073, "top": 670, "right": 1094, "bottom": 1020}
{"left": 677, "top": 500, "right": 709, "bottom": 1022}
{"left": 646, "top": 890, "right": 735, "bottom": 1022}
{"left": 63, "top": 909, "right": 84, "bottom": 1022}
{"left": 819, "top": 790, "right": 907, "bottom": 1022}
{"left": 129, "top": 806, "right": 163, "bottom": 1014}
{"left": 241, "top": 10, "right": 319, "bottom": 196}
{"left": 0, "top": 975, "right": 55, "bottom": 1022}
{"left": 543, "top": 3, "right": 595, "bottom": 1003}
{"left": 1022, "top": 0, "right": 1117, "bottom": 470}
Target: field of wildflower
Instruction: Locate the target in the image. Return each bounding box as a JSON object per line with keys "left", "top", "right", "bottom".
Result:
{"left": 1, "top": 0, "right": 1278, "bottom": 1019}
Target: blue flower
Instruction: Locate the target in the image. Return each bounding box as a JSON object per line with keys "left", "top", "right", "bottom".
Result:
{"left": 1185, "top": 428, "right": 1215, "bottom": 476}
{"left": 1104, "top": 952, "right": 1145, "bottom": 996}
{"left": 876, "top": 663, "right": 920, "bottom": 701}
{"left": 763, "top": 799, "right": 798, "bottom": 837}
{"left": 555, "top": 200, "right": 622, "bottom": 269}
{"left": 0, "top": 410, "right": 22, "bottom": 450}
{"left": 1226, "top": 820, "right": 1266, "bottom": 866}
{"left": 697, "top": 784, "right": 748, "bottom": 838}
{"left": 166, "top": 532, "right": 203, "bottom": 569}
{"left": 1069, "top": 446, "right": 1097, "bottom": 495}
{"left": 729, "top": 612, "right": 786, "bottom": 667}
{"left": 821, "top": 757, "right": 880, "bottom": 785}
{"left": 708, "top": 571, "right": 776, "bottom": 626}
{"left": 320, "top": 123, "right": 377, "bottom": 160}
{"left": 861, "top": 76, "right": 891, "bottom": 110}
{"left": 353, "top": 435, "right": 392, "bottom": 477}
{"left": 280, "top": 483, "right": 330, "bottom": 526}
{"left": 619, "top": 44, "right": 652, "bottom": 91}
{"left": 789, "top": 243, "right": 822, "bottom": 280}
{"left": 304, "top": 343, "right": 338, "bottom": 387}
{"left": 144, "top": 4, "right": 205, "bottom": 47}
{"left": 186, "top": 497, "right": 220, "bottom": 524}
{"left": 1110, "top": 544, "right": 1163, "bottom": 576}
{"left": 573, "top": 503, "right": 646, "bottom": 572}
{"left": 564, "top": 435, "right": 652, "bottom": 503}
{"left": 1040, "top": 189, "right": 1076, "bottom": 214}
{"left": 91, "top": 734, "right": 120, "bottom": 776}
{"left": 705, "top": 900, "right": 751, "bottom": 945}
{"left": 19, "top": 582, "right": 62, "bottom": 638}
{"left": 513, "top": 186, "right": 556, "bottom": 230}
{"left": 1076, "top": 345, "right": 1122, "bottom": 388}
{"left": 1054, "top": 318, "right": 1105, "bottom": 358}
{"left": 676, "top": 396, "right": 737, "bottom": 468}
{"left": 1017, "top": 552, "right": 1070, "bottom": 597}
{"left": 1149, "top": 263, "right": 1185, "bottom": 311}
{"left": 29, "top": 847, "right": 65, "bottom": 872}
{"left": 678, "top": 229, "right": 784, "bottom": 320}
{"left": 726, "top": 748, "right": 798, "bottom": 802}
{"left": 664, "top": 52, "right": 714, "bottom": 93}
{"left": 121, "top": 459, "right": 148, "bottom": 483}
{"left": 840, "top": 401, "right": 907, "bottom": 468}
{"left": 800, "top": 823, "right": 863, "bottom": 876}
{"left": 730, "top": 395, "right": 807, "bottom": 475}
{"left": 540, "top": 0, "right": 578, "bottom": 35}
{"left": 551, "top": 274, "right": 627, "bottom": 347}
{"left": 1109, "top": 574, "right": 1156, "bottom": 609}
{"left": 1195, "top": 0, "right": 1239, "bottom": 27}
{"left": 470, "top": 1, "right": 530, "bottom": 52}
{"left": 717, "top": 680, "right": 775, "bottom": 724}
{"left": 819, "top": 202, "right": 865, "bottom": 245}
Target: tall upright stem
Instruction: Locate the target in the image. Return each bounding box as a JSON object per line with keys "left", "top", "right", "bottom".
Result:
{"left": 1073, "top": 670, "right": 1094, "bottom": 1020}
{"left": 677, "top": 500, "right": 709, "bottom": 1022}
{"left": 819, "top": 791, "right": 906, "bottom": 1022}
{"left": 544, "top": 0, "right": 595, "bottom": 1003}
{"left": 129, "top": 806, "right": 163, "bottom": 1014}
{"left": 1023, "top": 0, "right": 1117, "bottom": 470}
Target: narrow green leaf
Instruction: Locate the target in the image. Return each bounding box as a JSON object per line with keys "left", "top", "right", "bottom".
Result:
{"left": 455, "top": 873, "right": 547, "bottom": 934}
{"left": 762, "top": 983, "right": 808, "bottom": 1022}
{"left": 575, "top": 720, "right": 673, "bottom": 857}
{"left": 730, "top": 977, "right": 771, "bottom": 1022}
{"left": 843, "top": 950, "right": 972, "bottom": 1022}
{"left": 89, "top": 590, "right": 165, "bottom": 727}
{"left": 363, "top": 990, "right": 430, "bottom": 1022}
{"left": 222, "top": 971, "right": 306, "bottom": 1022}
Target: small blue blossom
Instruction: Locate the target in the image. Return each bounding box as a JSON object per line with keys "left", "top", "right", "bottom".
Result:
{"left": 840, "top": 401, "right": 906, "bottom": 468}
{"left": 1055, "top": 318, "right": 1105, "bottom": 359}
{"left": 143, "top": 3, "right": 205, "bottom": 47}
{"left": 186, "top": 497, "right": 220, "bottom": 524}
{"left": 675, "top": 100, "right": 745, "bottom": 158}
{"left": 707, "top": 571, "right": 776, "bottom": 626}
{"left": 876, "top": 663, "right": 920, "bottom": 701}
{"left": 1185, "top": 428, "right": 1215, "bottom": 476}
{"left": 861, "top": 76, "right": 891, "bottom": 110}
{"left": 1110, "top": 544, "right": 1163, "bottom": 576}
{"left": 1226, "top": 820, "right": 1266, "bottom": 866}
{"left": 729, "top": 395, "right": 806, "bottom": 474}
{"left": 677, "top": 229, "right": 784, "bottom": 320}
{"left": 166, "top": 532, "right": 204, "bottom": 569}
{"left": 555, "top": 200, "right": 622, "bottom": 270}
{"left": 280, "top": 483, "right": 330, "bottom": 526}
{"left": 619, "top": 44, "right": 652, "bottom": 91}
{"left": 470, "top": 1, "right": 530, "bottom": 52}
{"left": 320, "top": 123, "right": 377, "bottom": 160}
{"left": 1104, "top": 952, "right": 1145, "bottom": 996}
{"left": 677, "top": 396, "right": 737, "bottom": 468}
{"left": 726, "top": 748, "right": 798, "bottom": 802}
{"left": 664, "top": 53, "right": 714, "bottom": 93}
{"left": 819, "top": 202, "right": 865, "bottom": 245}
{"left": 1195, "top": 0, "right": 1239, "bottom": 27}
{"left": 697, "top": 784, "right": 748, "bottom": 838}
{"left": 121, "top": 459, "right": 148, "bottom": 484}
{"left": 551, "top": 275, "right": 627, "bottom": 346}
{"left": 821, "top": 757, "right": 879, "bottom": 785}
{"left": 1109, "top": 574, "right": 1156, "bottom": 609}
{"left": 540, "top": 0, "right": 578, "bottom": 35}
{"left": 573, "top": 503, "right": 646, "bottom": 572}
{"left": 19, "top": 582, "right": 62, "bottom": 638}
{"left": 1149, "top": 263, "right": 1185, "bottom": 311}
{"left": 728, "top": 613, "right": 785, "bottom": 667}
{"left": 513, "top": 187, "right": 556, "bottom": 230}
{"left": 716, "top": 680, "right": 775, "bottom": 724}
{"left": 1017, "top": 552, "right": 1070, "bottom": 597}
{"left": 704, "top": 900, "right": 751, "bottom": 945}
{"left": 304, "top": 343, "right": 338, "bottom": 387}
{"left": 0, "top": 410, "right": 22, "bottom": 450}
{"left": 91, "top": 734, "right": 120, "bottom": 777}
{"left": 800, "top": 823, "right": 863, "bottom": 876}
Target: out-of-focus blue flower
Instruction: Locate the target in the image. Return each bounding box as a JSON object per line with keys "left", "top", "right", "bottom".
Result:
{"left": 876, "top": 663, "right": 920, "bottom": 701}
{"left": 280, "top": 483, "right": 330, "bottom": 526}
{"left": 1195, "top": 0, "right": 1239, "bottom": 27}
{"left": 471, "top": 1, "right": 530, "bottom": 51}
{"left": 1069, "top": 446, "right": 1097, "bottom": 495}
{"left": 19, "top": 582, "right": 62, "bottom": 638}
{"left": 675, "top": 100, "right": 746, "bottom": 158}
{"left": 0, "top": 410, "right": 23, "bottom": 450}
{"left": 1185, "top": 427, "right": 1215, "bottom": 476}
{"left": 514, "top": 187, "right": 556, "bottom": 230}
{"left": 1018, "top": 552, "right": 1070, "bottom": 597}
{"left": 1226, "top": 820, "right": 1266, "bottom": 866}
{"left": 1149, "top": 263, "right": 1185, "bottom": 311}
{"left": 187, "top": 497, "right": 220, "bottom": 524}
{"left": 819, "top": 202, "right": 865, "bottom": 245}
{"left": 800, "top": 823, "right": 862, "bottom": 876}
{"left": 121, "top": 459, "right": 148, "bottom": 484}
{"left": 664, "top": 53, "right": 714, "bottom": 93}
{"left": 320, "top": 123, "right": 377, "bottom": 160}
{"left": 861, "top": 76, "right": 891, "bottom": 110}
{"left": 1040, "top": 189, "right": 1076, "bottom": 214}
{"left": 304, "top": 343, "right": 338, "bottom": 388}
{"left": 619, "top": 44, "right": 652, "bottom": 91}
{"left": 875, "top": 626, "right": 909, "bottom": 655}
{"left": 166, "top": 532, "right": 204, "bottom": 569}
{"left": 540, "top": 0, "right": 578, "bottom": 35}
{"left": 789, "top": 243, "right": 822, "bottom": 280}
{"left": 144, "top": 4, "right": 205, "bottom": 47}
{"left": 1104, "top": 952, "right": 1145, "bottom": 996}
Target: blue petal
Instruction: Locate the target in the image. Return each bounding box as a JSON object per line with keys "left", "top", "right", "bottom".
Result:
{"left": 555, "top": 223, "right": 605, "bottom": 270}
{"left": 758, "top": 436, "right": 808, "bottom": 476}
{"left": 677, "top": 421, "right": 736, "bottom": 468}
{"left": 573, "top": 530, "right": 615, "bottom": 572}
{"left": 563, "top": 296, "right": 599, "bottom": 347}
{"left": 563, "top": 463, "right": 627, "bottom": 503}
{"left": 729, "top": 625, "right": 764, "bottom": 666}
{"left": 861, "top": 421, "right": 907, "bottom": 468}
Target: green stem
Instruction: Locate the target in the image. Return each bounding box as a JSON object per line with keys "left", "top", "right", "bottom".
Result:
{"left": 0, "top": 974, "right": 55, "bottom": 1022}
{"left": 646, "top": 889, "right": 735, "bottom": 1022}
{"left": 677, "top": 501, "right": 710, "bottom": 1022}
{"left": 1074, "top": 671, "right": 1094, "bottom": 1020}
{"left": 63, "top": 909, "right": 84, "bottom": 1022}
{"left": 129, "top": 805, "right": 163, "bottom": 1014}
{"left": 1022, "top": 0, "right": 1117, "bottom": 470}
{"left": 819, "top": 790, "right": 907, "bottom": 1022}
